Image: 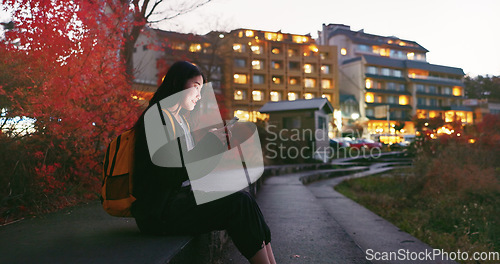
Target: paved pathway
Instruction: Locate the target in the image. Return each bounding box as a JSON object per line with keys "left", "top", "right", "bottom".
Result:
{"left": 223, "top": 170, "right": 369, "bottom": 263}
{"left": 222, "top": 162, "right": 457, "bottom": 263}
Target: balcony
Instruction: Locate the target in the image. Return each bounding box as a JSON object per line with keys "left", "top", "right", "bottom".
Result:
{"left": 408, "top": 74, "right": 463, "bottom": 86}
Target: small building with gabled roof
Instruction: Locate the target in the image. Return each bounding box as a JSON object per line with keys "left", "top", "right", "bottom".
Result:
{"left": 259, "top": 98, "right": 333, "bottom": 162}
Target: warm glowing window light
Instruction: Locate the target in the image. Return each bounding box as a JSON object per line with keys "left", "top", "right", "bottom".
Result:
{"left": 310, "top": 45, "right": 319, "bottom": 53}
{"left": 234, "top": 90, "right": 245, "bottom": 100}
{"left": 252, "top": 90, "right": 263, "bottom": 101}
{"left": 292, "top": 35, "right": 308, "bottom": 43}
{"left": 322, "top": 94, "right": 332, "bottom": 101}
{"left": 365, "top": 92, "right": 374, "bottom": 103}
{"left": 304, "top": 78, "right": 316, "bottom": 88}
{"left": 321, "top": 65, "right": 330, "bottom": 74}
{"left": 340, "top": 48, "right": 347, "bottom": 55}
{"left": 272, "top": 76, "right": 281, "bottom": 84}
{"left": 233, "top": 44, "right": 243, "bottom": 52}
{"left": 271, "top": 48, "right": 280, "bottom": 54}
{"left": 289, "top": 77, "right": 298, "bottom": 85}
{"left": 189, "top": 43, "right": 201, "bottom": 52}
{"left": 235, "top": 110, "right": 250, "bottom": 121}
{"left": 234, "top": 74, "right": 247, "bottom": 84}
{"left": 304, "top": 93, "right": 314, "bottom": 99}
{"left": 407, "top": 52, "right": 415, "bottom": 60}
{"left": 252, "top": 60, "right": 262, "bottom": 70}
{"left": 399, "top": 95, "right": 408, "bottom": 105}
{"left": 321, "top": 79, "right": 332, "bottom": 89}
{"left": 245, "top": 30, "right": 254, "bottom": 37}
{"left": 304, "top": 64, "right": 312, "bottom": 73}
{"left": 250, "top": 45, "right": 261, "bottom": 54}
{"left": 270, "top": 91, "right": 281, "bottom": 101}
{"left": 452, "top": 87, "right": 462, "bottom": 96}
{"left": 365, "top": 79, "right": 373, "bottom": 89}
{"left": 288, "top": 92, "right": 297, "bottom": 101}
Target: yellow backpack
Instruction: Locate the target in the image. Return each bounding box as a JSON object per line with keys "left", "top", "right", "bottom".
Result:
{"left": 101, "top": 108, "right": 180, "bottom": 217}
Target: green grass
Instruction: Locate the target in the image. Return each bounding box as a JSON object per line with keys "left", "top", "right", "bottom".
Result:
{"left": 335, "top": 168, "right": 500, "bottom": 263}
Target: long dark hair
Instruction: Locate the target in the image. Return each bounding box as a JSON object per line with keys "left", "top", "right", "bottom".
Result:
{"left": 134, "top": 61, "right": 204, "bottom": 128}
{"left": 148, "top": 61, "right": 205, "bottom": 109}
{"left": 132, "top": 61, "right": 204, "bottom": 178}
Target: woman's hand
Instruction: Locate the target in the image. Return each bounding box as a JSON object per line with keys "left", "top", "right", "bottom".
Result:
{"left": 209, "top": 126, "right": 232, "bottom": 146}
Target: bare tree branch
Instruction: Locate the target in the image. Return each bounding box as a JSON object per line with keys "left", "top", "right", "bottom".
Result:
{"left": 147, "top": 0, "right": 212, "bottom": 24}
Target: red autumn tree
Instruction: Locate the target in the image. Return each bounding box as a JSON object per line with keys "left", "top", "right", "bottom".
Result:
{"left": 0, "top": 0, "right": 141, "bottom": 222}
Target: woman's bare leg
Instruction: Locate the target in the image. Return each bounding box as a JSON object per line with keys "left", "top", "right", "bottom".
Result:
{"left": 249, "top": 245, "right": 270, "bottom": 264}
{"left": 265, "top": 243, "right": 276, "bottom": 264}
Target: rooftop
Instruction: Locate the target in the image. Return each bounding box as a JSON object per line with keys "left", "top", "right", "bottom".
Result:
{"left": 324, "top": 24, "right": 428, "bottom": 53}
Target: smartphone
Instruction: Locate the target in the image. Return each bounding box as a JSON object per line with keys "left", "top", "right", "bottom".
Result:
{"left": 226, "top": 116, "right": 239, "bottom": 127}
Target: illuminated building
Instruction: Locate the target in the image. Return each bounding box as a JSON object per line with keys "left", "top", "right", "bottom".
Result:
{"left": 318, "top": 24, "right": 473, "bottom": 139}
{"left": 223, "top": 29, "right": 338, "bottom": 122}
{"left": 131, "top": 28, "right": 339, "bottom": 123}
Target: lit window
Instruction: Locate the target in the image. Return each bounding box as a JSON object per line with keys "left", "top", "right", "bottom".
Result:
{"left": 288, "top": 49, "right": 298, "bottom": 57}
{"left": 245, "top": 30, "right": 254, "bottom": 37}
{"left": 189, "top": 43, "right": 202, "bottom": 52}
{"left": 271, "top": 61, "right": 282, "bottom": 69}
{"left": 289, "top": 77, "right": 299, "bottom": 85}
{"left": 252, "top": 60, "right": 263, "bottom": 70}
{"left": 304, "top": 93, "right": 314, "bottom": 99}
{"left": 340, "top": 48, "right": 347, "bottom": 56}
{"left": 172, "top": 42, "right": 186, "bottom": 50}
{"left": 288, "top": 92, "right": 297, "bottom": 101}
{"left": 304, "top": 78, "right": 316, "bottom": 88}
{"left": 309, "top": 45, "right": 319, "bottom": 53}
{"left": 380, "top": 48, "right": 390, "bottom": 57}
{"left": 399, "top": 95, "right": 409, "bottom": 105}
{"left": 365, "top": 92, "right": 374, "bottom": 103}
{"left": 252, "top": 90, "right": 263, "bottom": 101}
{"left": 365, "top": 79, "right": 373, "bottom": 89}
{"left": 251, "top": 45, "right": 262, "bottom": 54}
{"left": 452, "top": 87, "right": 462, "bottom": 96}
{"left": 235, "top": 110, "right": 250, "bottom": 121}
{"left": 304, "top": 64, "right": 313, "bottom": 73}
{"left": 265, "top": 32, "right": 276, "bottom": 40}
{"left": 321, "top": 65, "right": 330, "bottom": 74}
{"left": 320, "top": 52, "right": 328, "bottom": 60}
{"left": 321, "top": 79, "right": 332, "bottom": 89}
{"left": 322, "top": 94, "right": 332, "bottom": 101}
{"left": 292, "top": 35, "right": 308, "bottom": 43}
{"left": 271, "top": 47, "right": 280, "bottom": 54}
{"left": 234, "top": 74, "right": 247, "bottom": 84}
{"left": 272, "top": 76, "right": 282, "bottom": 84}
{"left": 234, "top": 90, "right": 246, "bottom": 100}
{"left": 429, "top": 111, "right": 437, "bottom": 118}
{"left": 270, "top": 91, "right": 281, "bottom": 102}
{"left": 415, "top": 110, "right": 426, "bottom": 119}
{"left": 407, "top": 52, "right": 415, "bottom": 60}
{"left": 233, "top": 44, "right": 244, "bottom": 53}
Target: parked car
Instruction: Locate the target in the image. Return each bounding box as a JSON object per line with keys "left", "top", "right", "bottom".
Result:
{"left": 349, "top": 138, "right": 382, "bottom": 150}
{"left": 329, "top": 138, "right": 350, "bottom": 149}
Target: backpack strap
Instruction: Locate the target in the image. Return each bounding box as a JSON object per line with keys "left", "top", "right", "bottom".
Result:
{"left": 108, "top": 134, "right": 122, "bottom": 178}
{"left": 157, "top": 104, "right": 176, "bottom": 138}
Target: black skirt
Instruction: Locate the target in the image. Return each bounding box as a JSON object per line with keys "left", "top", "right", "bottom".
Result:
{"left": 135, "top": 189, "right": 271, "bottom": 260}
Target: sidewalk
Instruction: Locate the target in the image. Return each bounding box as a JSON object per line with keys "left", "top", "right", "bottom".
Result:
{"left": 222, "top": 170, "right": 370, "bottom": 263}
{"left": 223, "top": 165, "right": 457, "bottom": 263}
